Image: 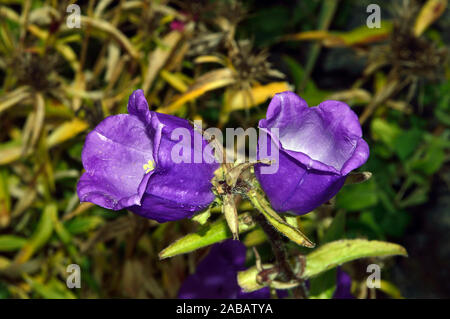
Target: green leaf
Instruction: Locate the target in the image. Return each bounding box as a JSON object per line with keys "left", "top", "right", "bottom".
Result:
{"left": 379, "top": 280, "right": 404, "bottom": 299}
{"left": 0, "top": 235, "right": 27, "bottom": 252}
{"left": 299, "top": 0, "right": 338, "bottom": 90}
{"left": 191, "top": 208, "right": 211, "bottom": 225}
{"left": 243, "top": 228, "right": 267, "bottom": 247}
{"left": 0, "top": 281, "right": 10, "bottom": 298}
{"left": 247, "top": 189, "right": 315, "bottom": 248}
{"left": 52, "top": 213, "right": 80, "bottom": 262}
{"left": 303, "top": 239, "right": 407, "bottom": 278}
{"left": 238, "top": 239, "right": 407, "bottom": 292}
{"left": 393, "top": 129, "right": 423, "bottom": 161}
{"left": 408, "top": 138, "right": 446, "bottom": 175}
{"left": 379, "top": 209, "right": 411, "bottom": 238}
{"left": 309, "top": 268, "right": 337, "bottom": 299}
{"left": 0, "top": 140, "right": 22, "bottom": 166}
{"left": 64, "top": 216, "right": 104, "bottom": 235}
{"left": 371, "top": 118, "right": 401, "bottom": 150}
{"left": 282, "top": 55, "right": 305, "bottom": 89}
{"left": 337, "top": 21, "right": 393, "bottom": 46}
{"left": 336, "top": 179, "right": 378, "bottom": 211}
{"left": 159, "top": 213, "right": 256, "bottom": 259}
{"left": 15, "top": 203, "right": 57, "bottom": 263}
{"left": 309, "top": 211, "right": 346, "bottom": 298}
{"left": 282, "top": 56, "right": 331, "bottom": 106}
{"left": 359, "top": 210, "right": 385, "bottom": 239}
{"left": 322, "top": 210, "right": 346, "bottom": 244}
{"left": 24, "top": 275, "right": 76, "bottom": 299}
{"left": 0, "top": 168, "right": 11, "bottom": 227}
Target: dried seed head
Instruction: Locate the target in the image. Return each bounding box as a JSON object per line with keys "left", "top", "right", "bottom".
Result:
{"left": 10, "top": 51, "right": 60, "bottom": 91}
{"left": 367, "top": 0, "right": 447, "bottom": 81}
{"left": 390, "top": 0, "right": 447, "bottom": 79}
{"left": 214, "top": 0, "right": 247, "bottom": 27}
{"left": 231, "top": 41, "right": 284, "bottom": 89}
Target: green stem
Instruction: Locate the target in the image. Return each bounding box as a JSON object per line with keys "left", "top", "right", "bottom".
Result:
{"left": 245, "top": 182, "right": 308, "bottom": 298}
{"left": 253, "top": 213, "right": 307, "bottom": 299}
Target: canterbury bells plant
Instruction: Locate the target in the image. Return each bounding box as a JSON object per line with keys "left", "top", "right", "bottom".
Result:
{"left": 255, "top": 92, "right": 370, "bottom": 214}
{"left": 76, "top": 89, "right": 407, "bottom": 299}
{"left": 77, "top": 90, "right": 219, "bottom": 222}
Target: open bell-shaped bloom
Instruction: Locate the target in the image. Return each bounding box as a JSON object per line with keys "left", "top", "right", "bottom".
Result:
{"left": 255, "top": 91, "right": 369, "bottom": 215}
{"left": 77, "top": 90, "right": 219, "bottom": 222}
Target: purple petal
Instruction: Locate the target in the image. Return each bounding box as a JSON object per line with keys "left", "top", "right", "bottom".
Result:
{"left": 78, "top": 89, "right": 218, "bottom": 221}
{"left": 130, "top": 193, "right": 207, "bottom": 223}
{"left": 238, "top": 287, "right": 271, "bottom": 299}
{"left": 341, "top": 137, "right": 370, "bottom": 176}
{"left": 127, "top": 89, "right": 152, "bottom": 125}
{"left": 256, "top": 136, "right": 346, "bottom": 214}
{"left": 77, "top": 114, "right": 155, "bottom": 210}
{"left": 333, "top": 268, "right": 354, "bottom": 299}
{"left": 132, "top": 113, "right": 218, "bottom": 222}
{"left": 256, "top": 91, "right": 370, "bottom": 215}
{"left": 178, "top": 240, "right": 270, "bottom": 299}
{"left": 259, "top": 92, "right": 368, "bottom": 174}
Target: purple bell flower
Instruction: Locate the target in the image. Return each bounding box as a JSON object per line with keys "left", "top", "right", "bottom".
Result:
{"left": 178, "top": 240, "right": 271, "bottom": 299}
{"left": 333, "top": 268, "right": 355, "bottom": 299}
{"left": 255, "top": 91, "right": 369, "bottom": 215}
{"left": 77, "top": 90, "right": 219, "bottom": 222}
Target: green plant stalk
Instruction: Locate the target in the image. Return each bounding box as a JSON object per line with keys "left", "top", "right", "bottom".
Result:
{"left": 246, "top": 187, "right": 315, "bottom": 248}
{"left": 252, "top": 213, "right": 307, "bottom": 299}
{"left": 245, "top": 181, "right": 313, "bottom": 298}
{"left": 299, "top": 0, "right": 338, "bottom": 91}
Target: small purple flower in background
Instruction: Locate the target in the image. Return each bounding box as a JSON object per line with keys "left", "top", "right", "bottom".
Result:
{"left": 77, "top": 90, "right": 219, "bottom": 222}
{"left": 333, "top": 268, "right": 355, "bottom": 299}
{"left": 256, "top": 91, "right": 369, "bottom": 215}
{"left": 178, "top": 240, "right": 271, "bottom": 299}
{"left": 170, "top": 20, "right": 185, "bottom": 32}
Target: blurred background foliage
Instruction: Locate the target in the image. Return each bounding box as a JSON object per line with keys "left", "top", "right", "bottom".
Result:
{"left": 0, "top": 0, "right": 449, "bottom": 298}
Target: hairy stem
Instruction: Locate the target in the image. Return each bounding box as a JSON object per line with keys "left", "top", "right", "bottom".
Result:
{"left": 253, "top": 213, "right": 307, "bottom": 299}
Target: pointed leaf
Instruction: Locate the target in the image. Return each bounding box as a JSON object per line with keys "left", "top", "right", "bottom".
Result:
{"left": 80, "top": 16, "right": 139, "bottom": 59}
{"left": 143, "top": 31, "right": 182, "bottom": 94}
{"left": 47, "top": 118, "right": 88, "bottom": 148}
{"left": 285, "top": 21, "right": 392, "bottom": 47}
{"left": 0, "top": 86, "right": 31, "bottom": 114}
{"left": 157, "top": 68, "right": 235, "bottom": 114}
{"left": 15, "top": 203, "right": 57, "bottom": 264}
{"left": 64, "top": 216, "right": 104, "bottom": 235}
{"left": 224, "top": 82, "right": 291, "bottom": 112}
{"left": 0, "top": 168, "right": 11, "bottom": 227}
{"left": 248, "top": 189, "right": 315, "bottom": 248}
{"left": 24, "top": 275, "right": 76, "bottom": 299}
{"left": 303, "top": 239, "right": 407, "bottom": 278}
{"left": 238, "top": 239, "right": 407, "bottom": 292}
{"left": 159, "top": 212, "right": 256, "bottom": 259}
{"left": 191, "top": 208, "right": 211, "bottom": 225}
{"left": 160, "top": 70, "right": 189, "bottom": 93}
{"left": 0, "top": 140, "right": 22, "bottom": 166}
{"left": 379, "top": 280, "right": 404, "bottom": 299}
{"left": 0, "top": 235, "right": 27, "bottom": 252}
{"left": 414, "top": 0, "right": 447, "bottom": 36}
